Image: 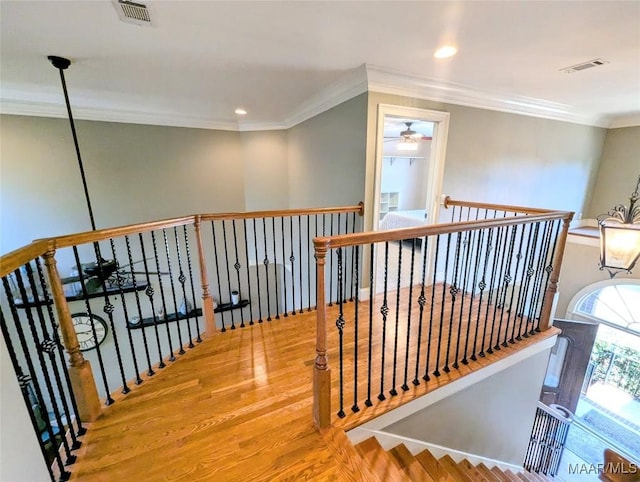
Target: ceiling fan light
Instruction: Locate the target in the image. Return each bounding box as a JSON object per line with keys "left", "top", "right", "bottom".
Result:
{"left": 397, "top": 138, "right": 418, "bottom": 151}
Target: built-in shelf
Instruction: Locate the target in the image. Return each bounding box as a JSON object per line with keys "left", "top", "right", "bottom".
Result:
{"left": 214, "top": 299, "right": 250, "bottom": 313}
{"left": 128, "top": 308, "right": 202, "bottom": 330}
{"left": 384, "top": 156, "right": 425, "bottom": 166}
{"left": 379, "top": 192, "right": 399, "bottom": 220}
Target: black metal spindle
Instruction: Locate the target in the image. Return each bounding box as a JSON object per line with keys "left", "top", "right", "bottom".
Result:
{"left": 72, "top": 246, "right": 114, "bottom": 403}
{"left": 488, "top": 225, "right": 510, "bottom": 352}
{"left": 350, "top": 211, "right": 357, "bottom": 302}
{"left": 528, "top": 221, "right": 554, "bottom": 334}
{"left": 506, "top": 224, "right": 527, "bottom": 344}
{"left": 516, "top": 222, "right": 541, "bottom": 338}
{"left": 365, "top": 243, "right": 374, "bottom": 408}
{"left": 34, "top": 257, "right": 85, "bottom": 437}
{"left": 401, "top": 238, "right": 416, "bottom": 391}
{"left": 424, "top": 235, "right": 440, "bottom": 381}
{"left": 271, "top": 217, "right": 280, "bottom": 319}
{"left": 434, "top": 234, "right": 452, "bottom": 377}
{"left": 253, "top": 218, "right": 264, "bottom": 323}
{"left": 0, "top": 302, "right": 67, "bottom": 481}
{"left": 378, "top": 241, "right": 390, "bottom": 401}
{"left": 221, "top": 221, "right": 236, "bottom": 330}
{"left": 414, "top": 236, "right": 428, "bottom": 385}
{"left": 262, "top": 218, "right": 272, "bottom": 322}
{"left": 496, "top": 225, "right": 518, "bottom": 348}
{"left": 173, "top": 228, "right": 195, "bottom": 346}
{"left": 151, "top": 231, "right": 175, "bottom": 361}
{"left": 126, "top": 235, "right": 156, "bottom": 370}
{"left": 298, "top": 215, "right": 303, "bottom": 312}
{"left": 336, "top": 248, "right": 346, "bottom": 418}
{"left": 513, "top": 223, "right": 536, "bottom": 340}
{"left": 443, "top": 232, "right": 462, "bottom": 373}
{"left": 352, "top": 245, "right": 360, "bottom": 413}
{"left": 182, "top": 226, "right": 201, "bottom": 342}
{"left": 468, "top": 228, "right": 489, "bottom": 361}
{"left": 390, "top": 237, "right": 403, "bottom": 396}
{"left": 139, "top": 233, "right": 167, "bottom": 367}
{"left": 232, "top": 220, "right": 245, "bottom": 328}
{"left": 343, "top": 212, "right": 349, "bottom": 303}
{"left": 162, "top": 229, "right": 184, "bottom": 354}
{"left": 328, "top": 213, "right": 334, "bottom": 307}
{"left": 279, "top": 217, "right": 287, "bottom": 318}
{"left": 535, "top": 220, "right": 561, "bottom": 331}
{"left": 307, "top": 214, "right": 312, "bottom": 311}
{"left": 21, "top": 265, "right": 76, "bottom": 464}
{"left": 211, "top": 222, "right": 226, "bottom": 332}
{"left": 454, "top": 229, "right": 475, "bottom": 368}
{"left": 289, "top": 216, "right": 296, "bottom": 316}
{"left": 243, "top": 220, "right": 256, "bottom": 324}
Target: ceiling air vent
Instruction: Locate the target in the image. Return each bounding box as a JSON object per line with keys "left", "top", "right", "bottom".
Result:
{"left": 560, "top": 58, "right": 609, "bottom": 74}
{"left": 113, "top": 0, "right": 152, "bottom": 26}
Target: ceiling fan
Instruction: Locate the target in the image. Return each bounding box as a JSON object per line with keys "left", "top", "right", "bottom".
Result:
{"left": 384, "top": 122, "right": 432, "bottom": 143}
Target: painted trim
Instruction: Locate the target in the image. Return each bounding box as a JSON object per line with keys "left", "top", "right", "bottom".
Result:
{"left": 352, "top": 334, "right": 557, "bottom": 432}
{"left": 2, "top": 63, "right": 632, "bottom": 130}
{"left": 565, "top": 278, "right": 640, "bottom": 320}
{"left": 348, "top": 428, "right": 524, "bottom": 473}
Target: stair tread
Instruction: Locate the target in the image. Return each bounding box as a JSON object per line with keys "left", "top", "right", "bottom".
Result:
{"left": 439, "top": 455, "right": 475, "bottom": 482}
{"left": 459, "top": 459, "right": 491, "bottom": 481}
{"left": 355, "top": 437, "right": 409, "bottom": 481}
{"left": 321, "top": 427, "right": 385, "bottom": 482}
{"left": 505, "top": 469, "right": 523, "bottom": 481}
{"left": 476, "top": 463, "right": 500, "bottom": 481}
{"left": 389, "top": 444, "right": 435, "bottom": 482}
{"left": 416, "top": 450, "right": 456, "bottom": 482}
{"left": 490, "top": 466, "right": 513, "bottom": 482}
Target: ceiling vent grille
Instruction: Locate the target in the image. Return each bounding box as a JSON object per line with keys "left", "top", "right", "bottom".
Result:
{"left": 560, "top": 58, "right": 609, "bottom": 74}
{"left": 113, "top": 0, "right": 152, "bottom": 26}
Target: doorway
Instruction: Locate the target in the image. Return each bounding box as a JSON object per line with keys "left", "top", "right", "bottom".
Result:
{"left": 372, "top": 105, "right": 450, "bottom": 293}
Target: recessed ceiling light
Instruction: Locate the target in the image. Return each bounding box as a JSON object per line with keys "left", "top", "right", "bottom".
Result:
{"left": 235, "top": 108, "right": 247, "bottom": 115}
{"left": 434, "top": 46, "right": 457, "bottom": 59}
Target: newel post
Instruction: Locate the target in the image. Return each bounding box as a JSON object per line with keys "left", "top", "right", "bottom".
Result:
{"left": 194, "top": 216, "right": 216, "bottom": 337}
{"left": 313, "top": 241, "right": 331, "bottom": 430}
{"left": 538, "top": 215, "right": 573, "bottom": 331}
{"left": 43, "top": 247, "right": 101, "bottom": 422}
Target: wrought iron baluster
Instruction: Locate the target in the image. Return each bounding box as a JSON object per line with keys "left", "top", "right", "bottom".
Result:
{"left": 497, "top": 225, "right": 518, "bottom": 348}
{"left": 489, "top": 224, "right": 510, "bottom": 352}
{"left": 343, "top": 212, "right": 349, "bottom": 303}
{"left": 328, "top": 213, "right": 334, "bottom": 307}
{"left": 243, "top": 220, "right": 255, "bottom": 324}
{"left": 173, "top": 228, "right": 195, "bottom": 346}
{"left": 468, "top": 228, "right": 489, "bottom": 360}
{"left": 536, "top": 219, "right": 561, "bottom": 331}
{"left": 0, "top": 299, "right": 68, "bottom": 481}
{"left": 513, "top": 223, "right": 536, "bottom": 341}
{"left": 260, "top": 218, "right": 272, "bottom": 322}
{"left": 126, "top": 235, "right": 156, "bottom": 370}
{"left": 307, "top": 214, "right": 312, "bottom": 311}
{"left": 289, "top": 216, "right": 296, "bottom": 316}
{"left": 72, "top": 246, "right": 114, "bottom": 403}
{"left": 350, "top": 211, "right": 356, "bottom": 302}
{"left": 528, "top": 221, "right": 554, "bottom": 334}
{"left": 221, "top": 221, "right": 236, "bottom": 330}
{"left": 401, "top": 238, "right": 416, "bottom": 391}
{"left": 424, "top": 235, "right": 441, "bottom": 381}
{"left": 151, "top": 231, "right": 175, "bottom": 361}
{"left": 182, "top": 226, "right": 201, "bottom": 342}
{"left": 365, "top": 243, "right": 374, "bottom": 408}
{"left": 506, "top": 224, "right": 527, "bottom": 344}
{"left": 211, "top": 221, "right": 226, "bottom": 332}
{"left": 336, "top": 248, "right": 346, "bottom": 418}
{"left": 162, "top": 229, "right": 184, "bottom": 354}
{"left": 298, "top": 215, "right": 303, "bottom": 313}
{"left": 254, "top": 218, "right": 264, "bottom": 323}
{"left": 139, "top": 233, "right": 167, "bottom": 365}
{"left": 279, "top": 217, "right": 287, "bottom": 318}
{"left": 443, "top": 232, "right": 462, "bottom": 373}
{"left": 516, "top": 222, "right": 541, "bottom": 339}
{"left": 378, "top": 241, "right": 390, "bottom": 401}
{"left": 352, "top": 245, "right": 360, "bottom": 413}
{"left": 434, "top": 234, "right": 452, "bottom": 377}
{"left": 390, "top": 237, "right": 403, "bottom": 396}
{"left": 414, "top": 236, "right": 428, "bottom": 385}
{"left": 21, "top": 265, "right": 76, "bottom": 464}
{"left": 34, "top": 257, "right": 85, "bottom": 437}
{"left": 454, "top": 229, "right": 475, "bottom": 368}
{"left": 271, "top": 217, "right": 281, "bottom": 319}
{"left": 232, "top": 220, "right": 245, "bottom": 328}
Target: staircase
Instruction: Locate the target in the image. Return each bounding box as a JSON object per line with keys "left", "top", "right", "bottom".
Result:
{"left": 355, "top": 437, "right": 555, "bottom": 482}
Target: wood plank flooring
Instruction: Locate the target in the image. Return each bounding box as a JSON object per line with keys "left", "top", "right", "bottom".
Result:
{"left": 68, "top": 286, "right": 558, "bottom": 481}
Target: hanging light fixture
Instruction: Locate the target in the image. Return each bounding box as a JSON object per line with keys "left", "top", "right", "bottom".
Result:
{"left": 397, "top": 137, "right": 418, "bottom": 151}
{"left": 598, "top": 175, "right": 640, "bottom": 277}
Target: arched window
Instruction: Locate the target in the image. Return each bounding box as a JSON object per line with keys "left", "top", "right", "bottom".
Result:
{"left": 567, "top": 279, "right": 640, "bottom": 336}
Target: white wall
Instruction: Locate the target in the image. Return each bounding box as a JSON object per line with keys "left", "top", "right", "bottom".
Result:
{"left": 381, "top": 349, "right": 552, "bottom": 465}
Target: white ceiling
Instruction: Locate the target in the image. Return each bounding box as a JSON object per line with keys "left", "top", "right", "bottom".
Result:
{"left": 1, "top": 1, "right": 639, "bottom": 130}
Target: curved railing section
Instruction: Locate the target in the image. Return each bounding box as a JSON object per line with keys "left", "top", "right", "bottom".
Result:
{"left": 0, "top": 202, "right": 362, "bottom": 481}
{"left": 312, "top": 199, "right": 573, "bottom": 429}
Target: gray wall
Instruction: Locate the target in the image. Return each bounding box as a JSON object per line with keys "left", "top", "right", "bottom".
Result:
{"left": 287, "top": 93, "right": 367, "bottom": 208}
{"left": 587, "top": 126, "right": 640, "bottom": 218}
{"left": 364, "top": 92, "right": 607, "bottom": 231}
{"left": 382, "top": 349, "right": 552, "bottom": 465}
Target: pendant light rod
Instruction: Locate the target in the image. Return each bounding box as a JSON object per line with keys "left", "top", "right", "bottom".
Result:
{"left": 48, "top": 55, "right": 97, "bottom": 231}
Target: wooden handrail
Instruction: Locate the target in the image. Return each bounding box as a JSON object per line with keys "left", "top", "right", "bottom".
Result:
{"left": 314, "top": 210, "right": 574, "bottom": 249}
{"left": 0, "top": 240, "right": 50, "bottom": 277}
{"left": 199, "top": 203, "right": 364, "bottom": 222}
{"left": 444, "top": 196, "right": 559, "bottom": 215}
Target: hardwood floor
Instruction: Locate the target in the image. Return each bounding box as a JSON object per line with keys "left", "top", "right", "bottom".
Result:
{"left": 69, "top": 287, "right": 558, "bottom": 481}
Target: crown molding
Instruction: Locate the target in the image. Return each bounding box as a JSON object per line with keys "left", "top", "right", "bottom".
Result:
{"left": 0, "top": 97, "right": 239, "bottom": 131}
{"left": 364, "top": 65, "right": 608, "bottom": 128}
{"left": 606, "top": 113, "right": 640, "bottom": 129}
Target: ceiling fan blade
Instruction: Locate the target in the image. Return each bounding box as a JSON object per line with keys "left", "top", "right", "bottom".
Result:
{"left": 130, "top": 270, "right": 170, "bottom": 276}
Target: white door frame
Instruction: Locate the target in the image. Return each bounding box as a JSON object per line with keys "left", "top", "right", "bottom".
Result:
{"left": 371, "top": 104, "right": 450, "bottom": 294}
